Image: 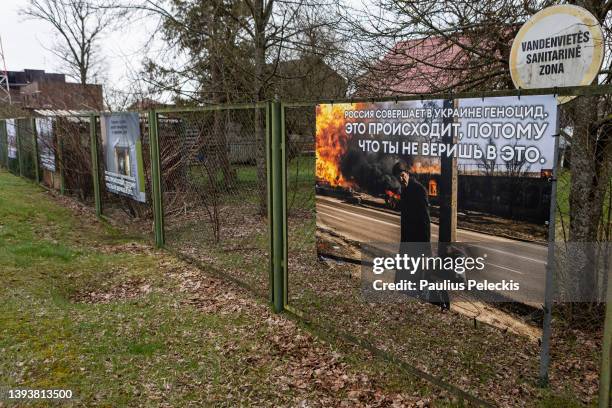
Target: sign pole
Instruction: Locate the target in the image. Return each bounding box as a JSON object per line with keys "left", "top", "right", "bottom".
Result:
{"left": 439, "top": 98, "right": 458, "bottom": 247}
{"left": 539, "top": 111, "right": 561, "bottom": 385}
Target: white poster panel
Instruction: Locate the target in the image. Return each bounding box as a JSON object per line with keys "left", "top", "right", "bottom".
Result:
{"left": 100, "top": 113, "right": 146, "bottom": 203}
{"left": 36, "top": 117, "right": 55, "bottom": 172}
{"left": 6, "top": 119, "right": 17, "bottom": 159}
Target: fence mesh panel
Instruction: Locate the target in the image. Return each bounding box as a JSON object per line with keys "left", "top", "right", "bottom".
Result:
{"left": 158, "top": 107, "right": 270, "bottom": 296}
{"left": 16, "top": 119, "right": 37, "bottom": 180}
{"left": 284, "top": 106, "right": 319, "bottom": 304}
{"left": 52, "top": 116, "right": 94, "bottom": 204}
{"left": 0, "top": 120, "right": 8, "bottom": 169}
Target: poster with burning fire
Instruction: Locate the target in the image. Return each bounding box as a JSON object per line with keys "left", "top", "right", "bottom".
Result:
{"left": 316, "top": 100, "right": 444, "bottom": 197}
{"left": 315, "top": 97, "right": 558, "bottom": 303}
{"left": 315, "top": 100, "right": 446, "bottom": 257}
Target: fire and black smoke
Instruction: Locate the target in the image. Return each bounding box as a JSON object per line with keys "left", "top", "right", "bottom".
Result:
{"left": 315, "top": 102, "right": 441, "bottom": 196}
{"left": 339, "top": 138, "right": 411, "bottom": 195}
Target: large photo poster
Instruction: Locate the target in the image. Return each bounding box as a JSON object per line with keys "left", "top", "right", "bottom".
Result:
{"left": 100, "top": 113, "right": 146, "bottom": 203}
{"left": 7, "top": 119, "right": 17, "bottom": 159}
{"left": 315, "top": 96, "right": 558, "bottom": 303}
{"left": 36, "top": 117, "right": 55, "bottom": 172}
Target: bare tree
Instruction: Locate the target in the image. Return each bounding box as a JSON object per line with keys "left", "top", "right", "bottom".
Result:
{"left": 21, "top": 0, "right": 125, "bottom": 85}
{"left": 117, "top": 0, "right": 342, "bottom": 214}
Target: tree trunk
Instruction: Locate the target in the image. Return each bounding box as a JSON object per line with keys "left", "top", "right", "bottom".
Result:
{"left": 567, "top": 96, "right": 609, "bottom": 300}
{"left": 208, "top": 7, "right": 236, "bottom": 187}
{"left": 253, "top": 0, "right": 269, "bottom": 215}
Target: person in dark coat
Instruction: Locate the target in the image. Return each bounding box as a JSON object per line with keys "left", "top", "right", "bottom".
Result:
{"left": 391, "top": 161, "right": 449, "bottom": 310}
{"left": 392, "top": 162, "right": 431, "bottom": 243}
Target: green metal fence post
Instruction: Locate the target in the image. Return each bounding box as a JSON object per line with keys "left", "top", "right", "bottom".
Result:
{"left": 266, "top": 102, "right": 274, "bottom": 304}
{"left": 89, "top": 115, "right": 102, "bottom": 217}
{"left": 148, "top": 110, "right": 165, "bottom": 248}
{"left": 270, "top": 100, "right": 287, "bottom": 313}
{"left": 31, "top": 117, "right": 40, "bottom": 183}
{"left": 280, "top": 103, "right": 288, "bottom": 308}
{"left": 16, "top": 120, "right": 24, "bottom": 177}
{"left": 57, "top": 128, "right": 65, "bottom": 195}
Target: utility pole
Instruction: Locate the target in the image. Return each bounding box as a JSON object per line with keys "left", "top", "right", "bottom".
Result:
{"left": 0, "top": 36, "right": 11, "bottom": 104}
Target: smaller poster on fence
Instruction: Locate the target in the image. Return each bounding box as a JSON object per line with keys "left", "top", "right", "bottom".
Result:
{"left": 6, "top": 119, "right": 17, "bottom": 159}
{"left": 100, "top": 112, "right": 146, "bottom": 203}
{"left": 36, "top": 117, "right": 55, "bottom": 172}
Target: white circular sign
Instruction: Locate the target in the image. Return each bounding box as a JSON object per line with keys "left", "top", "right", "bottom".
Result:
{"left": 510, "top": 5, "right": 604, "bottom": 101}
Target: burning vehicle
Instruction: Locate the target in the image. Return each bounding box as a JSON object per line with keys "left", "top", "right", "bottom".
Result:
{"left": 315, "top": 181, "right": 363, "bottom": 205}
{"left": 384, "top": 190, "right": 401, "bottom": 210}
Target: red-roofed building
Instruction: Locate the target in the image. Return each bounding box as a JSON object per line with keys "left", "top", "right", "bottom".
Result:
{"left": 355, "top": 35, "right": 510, "bottom": 96}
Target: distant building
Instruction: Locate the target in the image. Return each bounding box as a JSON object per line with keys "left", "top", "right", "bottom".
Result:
{"left": 3, "top": 69, "right": 103, "bottom": 110}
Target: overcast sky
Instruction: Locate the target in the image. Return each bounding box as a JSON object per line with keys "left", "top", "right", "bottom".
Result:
{"left": 0, "top": 0, "right": 152, "bottom": 89}
{"left": 0, "top": 0, "right": 370, "bottom": 99}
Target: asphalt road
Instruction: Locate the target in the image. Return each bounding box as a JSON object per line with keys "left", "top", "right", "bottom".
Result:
{"left": 316, "top": 195, "right": 548, "bottom": 303}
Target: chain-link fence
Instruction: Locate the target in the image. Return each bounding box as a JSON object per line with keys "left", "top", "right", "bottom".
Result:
{"left": 284, "top": 105, "right": 319, "bottom": 306}
{"left": 0, "top": 107, "right": 271, "bottom": 294}
{"left": 0, "top": 118, "right": 40, "bottom": 179}
{"left": 15, "top": 119, "right": 38, "bottom": 181}
{"left": 0, "top": 113, "right": 156, "bottom": 240}
{"left": 284, "top": 103, "right": 520, "bottom": 403}
{"left": 53, "top": 116, "right": 94, "bottom": 204}
{"left": 0, "top": 88, "right": 610, "bottom": 406}
{"left": 157, "top": 105, "right": 270, "bottom": 297}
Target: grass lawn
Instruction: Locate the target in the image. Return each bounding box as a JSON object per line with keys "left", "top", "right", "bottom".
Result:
{"left": 0, "top": 169, "right": 464, "bottom": 407}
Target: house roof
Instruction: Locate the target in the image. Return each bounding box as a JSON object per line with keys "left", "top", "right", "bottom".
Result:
{"left": 33, "top": 109, "right": 95, "bottom": 117}
{"left": 357, "top": 36, "right": 470, "bottom": 96}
